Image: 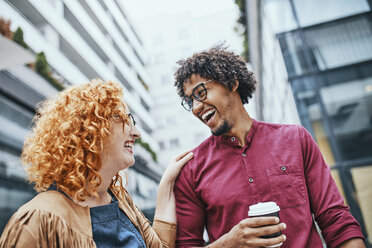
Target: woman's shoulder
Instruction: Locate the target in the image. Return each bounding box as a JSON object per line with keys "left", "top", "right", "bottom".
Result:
{"left": 0, "top": 191, "right": 95, "bottom": 247}
{"left": 10, "top": 191, "right": 91, "bottom": 235}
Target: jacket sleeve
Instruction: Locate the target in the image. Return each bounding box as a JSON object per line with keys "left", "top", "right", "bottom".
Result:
{"left": 174, "top": 161, "right": 206, "bottom": 248}
{"left": 133, "top": 204, "right": 177, "bottom": 248}
{"left": 0, "top": 210, "right": 38, "bottom": 248}
{"left": 299, "top": 126, "right": 364, "bottom": 247}
{"left": 115, "top": 186, "right": 177, "bottom": 248}
{"left": 0, "top": 208, "right": 96, "bottom": 248}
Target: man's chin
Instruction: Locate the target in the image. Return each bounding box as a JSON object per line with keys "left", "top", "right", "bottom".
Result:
{"left": 211, "top": 121, "right": 231, "bottom": 136}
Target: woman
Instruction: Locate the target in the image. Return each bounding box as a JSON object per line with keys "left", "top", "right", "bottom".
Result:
{"left": 0, "top": 79, "right": 193, "bottom": 247}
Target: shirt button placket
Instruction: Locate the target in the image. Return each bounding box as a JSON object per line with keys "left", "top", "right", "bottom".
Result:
{"left": 242, "top": 152, "right": 246, "bottom": 157}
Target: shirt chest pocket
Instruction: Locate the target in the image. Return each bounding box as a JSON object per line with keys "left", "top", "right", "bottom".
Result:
{"left": 265, "top": 164, "right": 307, "bottom": 209}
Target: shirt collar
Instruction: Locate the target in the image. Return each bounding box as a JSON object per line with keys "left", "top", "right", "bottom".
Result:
{"left": 216, "top": 118, "right": 257, "bottom": 147}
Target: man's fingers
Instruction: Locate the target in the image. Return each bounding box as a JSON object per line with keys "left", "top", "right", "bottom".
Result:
{"left": 241, "top": 217, "right": 280, "bottom": 227}
{"left": 253, "top": 234, "right": 286, "bottom": 247}
{"left": 250, "top": 223, "right": 286, "bottom": 237}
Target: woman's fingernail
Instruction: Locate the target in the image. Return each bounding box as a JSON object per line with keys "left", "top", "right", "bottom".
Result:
{"left": 282, "top": 223, "right": 286, "bottom": 229}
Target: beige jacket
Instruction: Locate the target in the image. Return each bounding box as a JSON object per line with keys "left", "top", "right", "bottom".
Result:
{"left": 0, "top": 186, "right": 176, "bottom": 248}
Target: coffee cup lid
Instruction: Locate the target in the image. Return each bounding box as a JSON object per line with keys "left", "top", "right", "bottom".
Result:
{"left": 248, "top": 202, "right": 280, "bottom": 216}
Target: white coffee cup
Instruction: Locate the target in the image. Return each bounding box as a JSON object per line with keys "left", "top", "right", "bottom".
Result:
{"left": 248, "top": 202, "right": 282, "bottom": 248}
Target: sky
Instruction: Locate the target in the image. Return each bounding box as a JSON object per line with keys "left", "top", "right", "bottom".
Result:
{"left": 124, "top": 0, "right": 237, "bottom": 20}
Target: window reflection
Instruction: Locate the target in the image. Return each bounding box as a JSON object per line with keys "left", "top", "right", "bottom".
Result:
{"left": 320, "top": 78, "right": 372, "bottom": 161}
{"left": 278, "top": 15, "right": 372, "bottom": 77}
{"left": 293, "top": 0, "right": 370, "bottom": 27}
{"left": 263, "top": 0, "right": 298, "bottom": 33}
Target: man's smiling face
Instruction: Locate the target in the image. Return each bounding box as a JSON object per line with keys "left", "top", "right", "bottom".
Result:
{"left": 183, "top": 74, "right": 236, "bottom": 136}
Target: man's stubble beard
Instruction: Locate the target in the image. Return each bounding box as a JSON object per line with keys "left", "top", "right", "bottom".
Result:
{"left": 212, "top": 120, "right": 232, "bottom": 136}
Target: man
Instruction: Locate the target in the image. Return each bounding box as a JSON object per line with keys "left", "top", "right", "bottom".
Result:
{"left": 173, "top": 45, "right": 365, "bottom": 247}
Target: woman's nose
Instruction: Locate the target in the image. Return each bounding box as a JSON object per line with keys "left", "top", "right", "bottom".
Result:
{"left": 131, "top": 125, "right": 141, "bottom": 139}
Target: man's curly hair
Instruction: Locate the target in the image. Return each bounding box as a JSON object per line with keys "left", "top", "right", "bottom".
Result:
{"left": 22, "top": 79, "right": 129, "bottom": 201}
{"left": 174, "top": 44, "right": 257, "bottom": 104}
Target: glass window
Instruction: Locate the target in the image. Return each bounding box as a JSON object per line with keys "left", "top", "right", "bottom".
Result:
{"left": 278, "top": 15, "right": 372, "bottom": 76}
{"left": 263, "top": 0, "right": 298, "bottom": 33}
{"left": 320, "top": 77, "right": 372, "bottom": 161}
{"left": 293, "top": 0, "right": 370, "bottom": 27}
{"left": 351, "top": 166, "right": 372, "bottom": 240}
{"left": 170, "top": 138, "right": 179, "bottom": 147}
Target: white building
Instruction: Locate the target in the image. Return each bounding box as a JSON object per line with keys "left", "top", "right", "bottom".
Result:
{"left": 246, "top": 0, "right": 300, "bottom": 125}
{"left": 133, "top": 9, "right": 245, "bottom": 166}
{"left": 0, "top": 0, "right": 161, "bottom": 228}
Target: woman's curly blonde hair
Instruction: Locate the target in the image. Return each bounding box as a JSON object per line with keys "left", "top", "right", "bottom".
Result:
{"left": 22, "top": 79, "right": 129, "bottom": 201}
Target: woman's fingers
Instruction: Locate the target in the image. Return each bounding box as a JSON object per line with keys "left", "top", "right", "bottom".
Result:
{"left": 173, "top": 149, "right": 194, "bottom": 162}
{"left": 161, "top": 151, "right": 194, "bottom": 183}
{"left": 175, "top": 152, "right": 193, "bottom": 167}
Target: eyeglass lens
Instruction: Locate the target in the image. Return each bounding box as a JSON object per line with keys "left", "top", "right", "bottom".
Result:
{"left": 182, "top": 83, "right": 207, "bottom": 111}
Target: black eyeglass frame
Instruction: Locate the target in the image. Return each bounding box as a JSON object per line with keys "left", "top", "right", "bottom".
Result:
{"left": 127, "top": 113, "right": 136, "bottom": 127}
{"left": 181, "top": 80, "right": 213, "bottom": 111}
{"left": 112, "top": 113, "right": 136, "bottom": 127}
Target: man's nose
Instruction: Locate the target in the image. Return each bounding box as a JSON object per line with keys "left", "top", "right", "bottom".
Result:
{"left": 192, "top": 99, "right": 203, "bottom": 114}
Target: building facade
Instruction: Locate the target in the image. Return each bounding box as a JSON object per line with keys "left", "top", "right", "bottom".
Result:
{"left": 246, "top": 0, "right": 372, "bottom": 245}
{"left": 0, "top": 0, "right": 162, "bottom": 233}
{"left": 133, "top": 9, "right": 244, "bottom": 167}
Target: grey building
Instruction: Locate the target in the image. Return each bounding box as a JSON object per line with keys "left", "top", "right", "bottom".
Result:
{"left": 0, "top": 0, "right": 162, "bottom": 234}
{"left": 246, "top": 0, "right": 372, "bottom": 246}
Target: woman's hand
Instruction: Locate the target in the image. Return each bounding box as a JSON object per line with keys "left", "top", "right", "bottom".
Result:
{"left": 160, "top": 151, "right": 194, "bottom": 185}
{"left": 154, "top": 150, "right": 193, "bottom": 224}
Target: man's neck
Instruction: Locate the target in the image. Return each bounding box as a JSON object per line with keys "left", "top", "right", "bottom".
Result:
{"left": 224, "top": 108, "right": 253, "bottom": 147}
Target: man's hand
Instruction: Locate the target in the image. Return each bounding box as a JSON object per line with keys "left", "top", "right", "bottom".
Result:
{"left": 207, "top": 217, "right": 286, "bottom": 248}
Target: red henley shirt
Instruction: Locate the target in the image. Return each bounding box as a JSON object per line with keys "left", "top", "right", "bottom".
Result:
{"left": 174, "top": 120, "right": 364, "bottom": 247}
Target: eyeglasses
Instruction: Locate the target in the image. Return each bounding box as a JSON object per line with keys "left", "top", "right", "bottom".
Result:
{"left": 126, "top": 113, "right": 136, "bottom": 127}
{"left": 113, "top": 113, "right": 136, "bottom": 127}
{"left": 181, "top": 80, "right": 212, "bottom": 111}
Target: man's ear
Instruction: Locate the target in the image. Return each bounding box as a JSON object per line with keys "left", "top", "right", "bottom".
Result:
{"left": 232, "top": 80, "right": 239, "bottom": 92}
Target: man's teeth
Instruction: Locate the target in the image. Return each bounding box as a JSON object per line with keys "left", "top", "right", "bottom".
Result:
{"left": 202, "top": 110, "right": 215, "bottom": 122}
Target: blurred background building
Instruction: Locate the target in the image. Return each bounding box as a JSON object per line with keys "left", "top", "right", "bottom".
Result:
{"left": 246, "top": 0, "right": 372, "bottom": 246}
{"left": 0, "top": 0, "right": 164, "bottom": 232}
{"left": 133, "top": 9, "right": 243, "bottom": 166}
{"left": 1, "top": 0, "right": 371, "bottom": 246}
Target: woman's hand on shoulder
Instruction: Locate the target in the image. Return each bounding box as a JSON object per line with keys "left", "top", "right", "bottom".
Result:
{"left": 160, "top": 150, "right": 194, "bottom": 185}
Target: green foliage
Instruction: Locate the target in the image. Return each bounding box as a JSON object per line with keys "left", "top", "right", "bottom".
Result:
{"left": 13, "top": 27, "right": 28, "bottom": 49}
{"left": 35, "top": 52, "right": 49, "bottom": 76}
{"left": 35, "top": 52, "right": 65, "bottom": 91}
{"left": 137, "top": 74, "right": 149, "bottom": 91}
{"left": 135, "top": 137, "right": 158, "bottom": 163}
{"left": 234, "top": 0, "right": 250, "bottom": 62}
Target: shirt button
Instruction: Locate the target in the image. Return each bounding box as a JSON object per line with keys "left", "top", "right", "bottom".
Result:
{"left": 249, "top": 178, "right": 254, "bottom": 183}
{"left": 231, "top": 137, "right": 236, "bottom": 142}
{"left": 281, "top": 166, "right": 287, "bottom": 171}
{"left": 242, "top": 152, "right": 246, "bottom": 157}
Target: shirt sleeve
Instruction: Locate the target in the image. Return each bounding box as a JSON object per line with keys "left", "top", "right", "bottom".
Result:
{"left": 174, "top": 160, "right": 206, "bottom": 248}
{"left": 299, "top": 126, "right": 364, "bottom": 247}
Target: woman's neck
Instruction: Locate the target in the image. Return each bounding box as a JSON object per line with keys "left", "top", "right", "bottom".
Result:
{"left": 76, "top": 175, "right": 113, "bottom": 208}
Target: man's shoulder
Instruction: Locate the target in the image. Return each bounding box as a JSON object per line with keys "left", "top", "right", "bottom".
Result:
{"left": 193, "top": 135, "right": 215, "bottom": 153}
{"left": 256, "top": 120, "right": 303, "bottom": 136}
